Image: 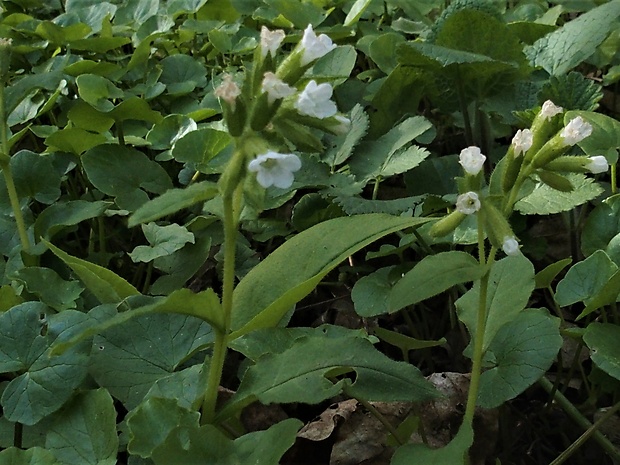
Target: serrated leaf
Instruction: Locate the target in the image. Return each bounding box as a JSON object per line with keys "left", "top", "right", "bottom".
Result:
{"left": 333, "top": 195, "right": 423, "bottom": 216}
{"left": 0, "top": 303, "right": 91, "bottom": 425}
{"left": 515, "top": 173, "right": 603, "bottom": 215}
{"left": 584, "top": 322, "right": 620, "bottom": 381}
{"left": 44, "top": 240, "right": 140, "bottom": 305}
{"left": 231, "top": 214, "right": 431, "bottom": 338}
{"left": 524, "top": 1, "right": 620, "bottom": 75}
{"left": 128, "top": 181, "right": 219, "bottom": 227}
{"left": 45, "top": 389, "right": 119, "bottom": 465}
{"left": 391, "top": 251, "right": 486, "bottom": 312}
{"left": 478, "top": 308, "right": 562, "bottom": 408}
{"left": 540, "top": 72, "right": 603, "bottom": 111}
{"left": 457, "top": 254, "right": 535, "bottom": 353}
{"left": 555, "top": 250, "right": 617, "bottom": 307}
{"left": 322, "top": 104, "right": 368, "bottom": 167}
{"left": 129, "top": 223, "right": 194, "bottom": 263}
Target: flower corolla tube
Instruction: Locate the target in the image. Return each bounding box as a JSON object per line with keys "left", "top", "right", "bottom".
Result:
{"left": 248, "top": 151, "right": 302, "bottom": 189}
{"left": 540, "top": 100, "right": 563, "bottom": 120}
{"left": 214, "top": 74, "right": 241, "bottom": 111}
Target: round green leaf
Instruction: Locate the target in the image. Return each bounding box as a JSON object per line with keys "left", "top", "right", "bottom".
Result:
{"left": 584, "top": 322, "right": 620, "bottom": 381}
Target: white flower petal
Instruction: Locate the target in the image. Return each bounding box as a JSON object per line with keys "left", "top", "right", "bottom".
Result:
{"left": 459, "top": 146, "right": 486, "bottom": 175}
{"left": 294, "top": 80, "right": 337, "bottom": 119}
{"left": 560, "top": 116, "right": 593, "bottom": 146}
{"left": 260, "top": 26, "right": 285, "bottom": 59}
{"left": 248, "top": 151, "right": 301, "bottom": 189}
{"left": 455, "top": 192, "right": 481, "bottom": 215}
{"left": 512, "top": 129, "right": 533, "bottom": 157}
{"left": 261, "top": 72, "right": 295, "bottom": 105}
{"left": 300, "top": 24, "right": 336, "bottom": 66}
{"left": 502, "top": 236, "right": 520, "bottom": 256}
{"left": 586, "top": 155, "right": 609, "bottom": 174}
{"left": 541, "top": 100, "right": 563, "bottom": 120}
{"left": 214, "top": 74, "right": 241, "bottom": 109}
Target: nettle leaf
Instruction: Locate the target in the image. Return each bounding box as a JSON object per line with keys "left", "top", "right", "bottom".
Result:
{"left": 171, "top": 127, "right": 231, "bottom": 167}
{"left": 582, "top": 194, "right": 620, "bottom": 265}
{"left": 0, "top": 447, "right": 59, "bottom": 465}
{"left": 323, "top": 105, "right": 368, "bottom": 167}
{"left": 34, "top": 200, "right": 111, "bottom": 242}
{"left": 392, "top": 422, "right": 473, "bottom": 465}
{"left": 127, "top": 397, "right": 201, "bottom": 459}
{"left": 13, "top": 267, "right": 83, "bottom": 311}
{"left": 128, "top": 181, "right": 219, "bottom": 227}
{"left": 333, "top": 195, "right": 423, "bottom": 216}
{"left": 82, "top": 145, "right": 173, "bottom": 211}
{"left": 231, "top": 214, "right": 431, "bottom": 338}
{"left": 515, "top": 173, "right": 603, "bottom": 215}
{"left": 45, "top": 389, "right": 118, "bottom": 465}
{"left": 584, "top": 322, "right": 620, "bottom": 381}
{"left": 555, "top": 250, "right": 617, "bottom": 307}
{"left": 223, "top": 336, "right": 437, "bottom": 419}
{"left": 44, "top": 240, "right": 140, "bottom": 305}
{"left": 478, "top": 308, "right": 562, "bottom": 409}
{"left": 348, "top": 116, "right": 433, "bottom": 182}
{"left": 11, "top": 150, "right": 61, "bottom": 205}
{"left": 457, "top": 254, "right": 535, "bottom": 353}
{"left": 391, "top": 251, "right": 487, "bottom": 313}
{"left": 159, "top": 55, "right": 207, "bottom": 96}
{"left": 89, "top": 311, "right": 214, "bottom": 409}
{"left": 0, "top": 303, "right": 91, "bottom": 426}
{"left": 150, "top": 418, "right": 301, "bottom": 465}
{"left": 129, "top": 223, "right": 195, "bottom": 263}
{"left": 76, "top": 74, "right": 124, "bottom": 112}
{"left": 540, "top": 72, "right": 603, "bottom": 112}
{"left": 524, "top": 1, "right": 620, "bottom": 76}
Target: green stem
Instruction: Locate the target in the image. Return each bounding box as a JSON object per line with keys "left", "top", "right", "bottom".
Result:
{"left": 464, "top": 223, "right": 495, "bottom": 424}
{"left": 539, "top": 377, "right": 620, "bottom": 463}
{"left": 201, "top": 187, "right": 239, "bottom": 424}
{"left": 612, "top": 163, "right": 617, "bottom": 195}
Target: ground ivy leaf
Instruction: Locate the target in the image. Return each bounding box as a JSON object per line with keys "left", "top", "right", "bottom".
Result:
{"left": 457, "top": 254, "right": 535, "bottom": 353}
{"left": 352, "top": 266, "right": 396, "bottom": 317}
{"left": 129, "top": 223, "right": 194, "bottom": 263}
{"left": 524, "top": 1, "right": 620, "bottom": 76}
{"left": 515, "top": 173, "right": 603, "bottom": 215}
{"left": 89, "top": 312, "right": 213, "bottom": 409}
{"left": 12, "top": 150, "right": 61, "bottom": 205}
{"left": 583, "top": 322, "right": 620, "bottom": 381}
{"left": 76, "top": 75, "right": 124, "bottom": 112}
{"left": 581, "top": 194, "right": 620, "bottom": 265}
{"left": 146, "top": 114, "right": 197, "bottom": 150}
{"left": 171, "top": 127, "right": 231, "bottom": 166}
{"left": 159, "top": 55, "right": 207, "bottom": 96}
{"left": 45, "top": 389, "right": 119, "bottom": 465}
{"left": 34, "top": 200, "right": 111, "bottom": 242}
{"left": 555, "top": 250, "right": 617, "bottom": 307}
{"left": 0, "top": 447, "right": 59, "bottom": 465}
{"left": 143, "top": 364, "right": 205, "bottom": 410}
{"left": 13, "top": 267, "right": 83, "bottom": 311}
{"left": 0, "top": 303, "right": 91, "bottom": 426}
{"left": 478, "top": 308, "right": 562, "bottom": 409}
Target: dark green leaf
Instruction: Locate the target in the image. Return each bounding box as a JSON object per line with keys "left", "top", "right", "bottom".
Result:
{"left": 13, "top": 267, "right": 83, "bottom": 311}
{"left": 584, "top": 322, "right": 620, "bottom": 381}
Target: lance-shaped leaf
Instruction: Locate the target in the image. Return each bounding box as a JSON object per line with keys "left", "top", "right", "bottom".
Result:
{"left": 43, "top": 240, "right": 140, "bottom": 305}
{"left": 0, "top": 303, "right": 91, "bottom": 425}
{"left": 390, "top": 251, "right": 486, "bottom": 312}
{"left": 230, "top": 214, "right": 431, "bottom": 339}
{"left": 477, "top": 308, "right": 562, "bottom": 409}
{"left": 219, "top": 335, "right": 437, "bottom": 421}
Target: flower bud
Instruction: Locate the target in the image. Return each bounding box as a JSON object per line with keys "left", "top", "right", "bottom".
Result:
{"left": 512, "top": 129, "right": 533, "bottom": 157}
{"left": 428, "top": 210, "right": 467, "bottom": 238}
{"left": 481, "top": 199, "right": 517, "bottom": 252}
{"left": 538, "top": 170, "right": 574, "bottom": 192}
{"left": 524, "top": 100, "right": 564, "bottom": 164}
{"left": 560, "top": 116, "right": 593, "bottom": 147}
{"left": 502, "top": 236, "right": 520, "bottom": 256}
{"left": 214, "top": 74, "right": 246, "bottom": 137}
{"left": 586, "top": 155, "right": 609, "bottom": 174}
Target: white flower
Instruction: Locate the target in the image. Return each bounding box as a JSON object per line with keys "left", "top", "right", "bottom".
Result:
{"left": 502, "top": 236, "right": 520, "bottom": 256}
{"left": 540, "top": 100, "right": 563, "bottom": 120}
{"left": 512, "top": 129, "right": 533, "bottom": 157}
{"left": 455, "top": 192, "right": 481, "bottom": 215}
{"left": 261, "top": 72, "right": 295, "bottom": 105}
{"left": 586, "top": 155, "right": 609, "bottom": 174}
{"left": 214, "top": 74, "right": 241, "bottom": 110}
{"left": 248, "top": 151, "right": 302, "bottom": 188}
{"left": 459, "top": 146, "right": 486, "bottom": 175}
{"left": 560, "top": 116, "right": 593, "bottom": 146}
{"left": 300, "top": 24, "right": 336, "bottom": 66}
{"left": 260, "top": 26, "right": 285, "bottom": 59}
{"left": 295, "top": 80, "right": 337, "bottom": 119}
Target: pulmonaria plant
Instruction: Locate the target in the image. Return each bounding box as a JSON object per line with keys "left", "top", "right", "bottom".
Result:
{"left": 299, "top": 24, "right": 337, "bottom": 66}
{"left": 560, "top": 116, "right": 593, "bottom": 147}
{"left": 459, "top": 146, "right": 486, "bottom": 175}
{"left": 512, "top": 129, "right": 533, "bottom": 157}
{"left": 261, "top": 72, "right": 295, "bottom": 105}
{"left": 295, "top": 80, "right": 337, "bottom": 119}
{"left": 456, "top": 192, "right": 481, "bottom": 215}
{"left": 260, "top": 26, "right": 285, "bottom": 59}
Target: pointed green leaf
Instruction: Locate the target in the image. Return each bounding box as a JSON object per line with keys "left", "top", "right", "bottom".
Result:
{"left": 534, "top": 257, "right": 572, "bottom": 289}
{"left": 457, "top": 255, "right": 535, "bottom": 353}
{"left": 43, "top": 240, "right": 140, "bottom": 305}
{"left": 128, "top": 181, "right": 219, "bottom": 227}
{"left": 555, "top": 250, "right": 617, "bottom": 307}
{"left": 231, "top": 214, "right": 431, "bottom": 338}
{"left": 76, "top": 75, "right": 124, "bottom": 112}
{"left": 0, "top": 303, "right": 91, "bottom": 425}
{"left": 584, "top": 322, "right": 620, "bottom": 381}
{"left": 13, "top": 267, "right": 83, "bottom": 311}
{"left": 391, "top": 251, "right": 486, "bottom": 312}
{"left": 129, "top": 223, "right": 194, "bottom": 263}
{"left": 579, "top": 269, "right": 620, "bottom": 320}
{"left": 344, "top": 0, "right": 373, "bottom": 26}
{"left": 524, "top": 1, "right": 620, "bottom": 75}
{"left": 46, "top": 389, "right": 119, "bottom": 465}
{"left": 582, "top": 194, "right": 620, "bottom": 265}
{"left": 478, "top": 309, "right": 562, "bottom": 408}
{"left": 34, "top": 200, "right": 111, "bottom": 242}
